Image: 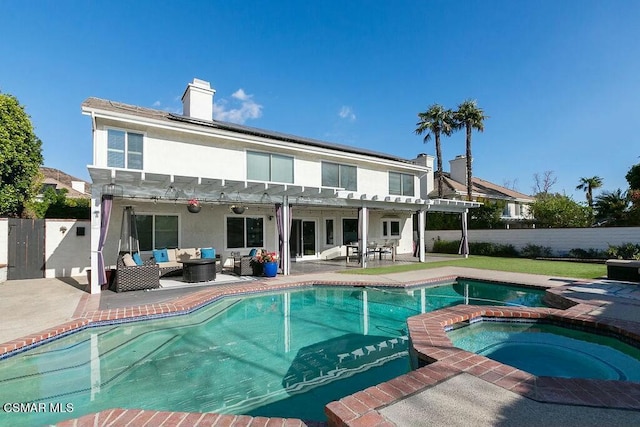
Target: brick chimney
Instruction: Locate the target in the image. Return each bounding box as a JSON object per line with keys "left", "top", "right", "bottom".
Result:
{"left": 182, "top": 78, "right": 215, "bottom": 121}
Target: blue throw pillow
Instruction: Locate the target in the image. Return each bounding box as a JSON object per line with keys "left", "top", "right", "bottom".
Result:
{"left": 152, "top": 249, "right": 169, "bottom": 263}
{"left": 132, "top": 252, "right": 144, "bottom": 266}
{"left": 201, "top": 248, "right": 215, "bottom": 259}
{"left": 248, "top": 248, "right": 257, "bottom": 257}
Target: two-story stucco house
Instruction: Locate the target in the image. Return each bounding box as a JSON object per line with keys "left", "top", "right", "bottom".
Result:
{"left": 83, "top": 79, "right": 478, "bottom": 294}
{"left": 428, "top": 155, "right": 535, "bottom": 228}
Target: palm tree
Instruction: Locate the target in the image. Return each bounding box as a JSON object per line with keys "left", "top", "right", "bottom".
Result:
{"left": 415, "top": 105, "right": 455, "bottom": 197}
{"left": 576, "top": 176, "right": 603, "bottom": 208}
{"left": 594, "top": 189, "right": 629, "bottom": 226}
{"left": 453, "top": 100, "right": 487, "bottom": 201}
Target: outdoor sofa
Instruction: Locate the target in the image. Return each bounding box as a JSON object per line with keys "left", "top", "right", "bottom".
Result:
{"left": 114, "top": 253, "right": 160, "bottom": 292}
{"left": 152, "top": 247, "right": 221, "bottom": 277}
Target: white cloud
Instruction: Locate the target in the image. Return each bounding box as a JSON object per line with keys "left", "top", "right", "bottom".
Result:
{"left": 339, "top": 106, "right": 356, "bottom": 121}
{"left": 214, "top": 88, "right": 263, "bottom": 124}
{"left": 152, "top": 100, "right": 161, "bottom": 107}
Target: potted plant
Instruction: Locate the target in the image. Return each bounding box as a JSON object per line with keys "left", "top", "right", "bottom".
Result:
{"left": 187, "top": 198, "right": 201, "bottom": 213}
{"left": 254, "top": 250, "right": 279, "bottom": 277}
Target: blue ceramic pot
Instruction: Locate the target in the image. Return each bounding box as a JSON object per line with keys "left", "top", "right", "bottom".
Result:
{"left": 263, "top": 261, "right": 278, "bottom": 277}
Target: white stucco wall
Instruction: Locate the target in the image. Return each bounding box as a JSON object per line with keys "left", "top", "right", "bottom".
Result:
{"left": 92, "top": 123, "right": 428, "bottom": 202}
{"left": 100, "top": 201, "right": 415, "bottom": 268}
{"left": 45, "top": 219, "right": 91, "bottom": 278}
{"left": 0, "top": 218, "right": 7, "bottom": 283}
{"left": 0, "top": 218, "right": 7, "bottom": 265}
{"left": 425, "top": 227, "right": 640, "bottom": 255}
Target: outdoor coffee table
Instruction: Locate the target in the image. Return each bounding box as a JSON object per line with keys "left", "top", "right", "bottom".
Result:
{"left": 180, "top": 259, "right": 216, "bottom": 283}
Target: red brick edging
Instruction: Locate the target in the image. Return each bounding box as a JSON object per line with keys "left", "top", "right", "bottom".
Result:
{"left": 326, "top": 303, "right": 640, "bottom": 426}
{"left": 3, "top": 276, "right": 639, "bottom": 426}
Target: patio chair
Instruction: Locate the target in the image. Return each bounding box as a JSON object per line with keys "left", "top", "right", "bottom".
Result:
{"left": 233, "top": 248, "right": 262, "bottom": 276}
{"left": 114, "top": 255, "right": 160, "bottom": 292}
{"left": 233, "top": 256, "right": 255, "bottom": 276}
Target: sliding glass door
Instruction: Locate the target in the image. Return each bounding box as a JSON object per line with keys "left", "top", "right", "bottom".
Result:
{"left": 290, "top": 219, "right": 317, "bottom": 258}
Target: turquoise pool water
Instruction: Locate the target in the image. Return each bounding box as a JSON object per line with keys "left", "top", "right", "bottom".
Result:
{"left": 448, "top": 321, "right": 640, "bottom": 381}
{"left": 0, "top": 281, "right": 546, "bottom": 426}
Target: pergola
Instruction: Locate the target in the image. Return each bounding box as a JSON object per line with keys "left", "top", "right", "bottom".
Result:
{"left": 89, "top": 167, "right": 480, "bottom": 293}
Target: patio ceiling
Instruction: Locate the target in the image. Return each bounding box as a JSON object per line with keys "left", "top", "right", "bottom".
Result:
{"left": 89, "top": 166, "right": 479, "bottom": 212}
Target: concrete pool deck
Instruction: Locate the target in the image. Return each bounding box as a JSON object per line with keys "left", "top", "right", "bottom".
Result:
{"left": 0, "top": 266, "right": 639, "bottom": 426}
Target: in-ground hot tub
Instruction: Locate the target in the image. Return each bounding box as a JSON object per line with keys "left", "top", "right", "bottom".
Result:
{"left": 447, "top": 319, "right": 640, "bottom": 381}
{"left": 406, "top": 305, "right": 640, "bottom": 410}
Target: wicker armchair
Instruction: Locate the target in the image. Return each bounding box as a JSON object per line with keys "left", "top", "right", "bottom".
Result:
{"left": 114, "top": 256, "right": 160, "bottom": 292}
{"left": 233, "top": 256, "right": 254, "bottom": 276}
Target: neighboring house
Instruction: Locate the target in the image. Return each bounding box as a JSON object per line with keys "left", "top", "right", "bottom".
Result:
{"left": 427, "top": 155, "right": 535, "bottom": 228}
{"left": 82, "top": 78, "right": 478, "bottom": 293}
{"left": 38, "top": 167, "right": 90, "bottom": 200}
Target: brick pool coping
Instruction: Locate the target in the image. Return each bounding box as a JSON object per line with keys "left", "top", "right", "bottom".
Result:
{"left": 326, "top": 303, "right": 640, "bottom": 427}
{"left": 1, "top": 275, "right": 639, "bottom": 426}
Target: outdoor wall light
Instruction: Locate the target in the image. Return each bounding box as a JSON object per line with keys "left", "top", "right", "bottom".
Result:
{"left": 59, "top": 226, "right": 68, "bottom": 234}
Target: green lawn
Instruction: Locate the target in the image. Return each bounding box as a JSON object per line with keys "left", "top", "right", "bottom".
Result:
{"left": 341, "top": 255, "right": 606, "bottom": 279}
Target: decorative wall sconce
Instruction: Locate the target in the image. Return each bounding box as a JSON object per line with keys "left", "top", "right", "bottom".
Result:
{"left": 59, "top": 226, "right": 68, "bottom": 234}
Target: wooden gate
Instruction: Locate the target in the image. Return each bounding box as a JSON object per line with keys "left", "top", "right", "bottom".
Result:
{"left": 8, "top": 218, "right": 45, "bottom": 280}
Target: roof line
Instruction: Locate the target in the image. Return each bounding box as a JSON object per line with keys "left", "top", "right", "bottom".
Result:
{"left": 166, "top": 113, "right": 412, "bottom": 164}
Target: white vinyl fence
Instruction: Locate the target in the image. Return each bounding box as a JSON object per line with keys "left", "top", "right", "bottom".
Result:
{"left": 425, "top": 227, "right": 640, "bottom": 256}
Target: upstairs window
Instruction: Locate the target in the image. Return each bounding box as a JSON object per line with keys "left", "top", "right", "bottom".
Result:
{"left": 107, "top": 129, "right": 143, "bottom": 169}
{"left": 389, "top": 172, "right": 414, "bottom": 196}
{"left": 247, "top": 151, "right": 293, "bottom": 183}
{"left": 322, "top": 162, "right": 357, "bottom": 191}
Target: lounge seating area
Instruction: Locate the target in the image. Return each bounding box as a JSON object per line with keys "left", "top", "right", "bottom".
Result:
{"left": 112, "top": 247, "right": 221, "bottom": 292}
{"left": 112, "top": 247, "right": 273, "bottom": 292}
{"left": 151, "top": 247, "right": 221, "bottom": 277}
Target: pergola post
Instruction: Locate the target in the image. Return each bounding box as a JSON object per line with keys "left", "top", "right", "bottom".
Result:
{"left": 282, "top": 196, "right": 291, "bottom": 275}
{"left": 90, "top": 196, "right": 101, "bottom": 294}
{"left": 360, "top": 205, "right": 368, "bottom": 268}
{"left": 459, "top": 208, "right": 469, "bottom": 258}
{"left": 418, "top": 209, "right": 426, "bottom": 262}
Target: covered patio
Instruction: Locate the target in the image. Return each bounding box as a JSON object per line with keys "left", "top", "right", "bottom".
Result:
{"left": 89, "top": 167, "right": 479, "bottom": 294}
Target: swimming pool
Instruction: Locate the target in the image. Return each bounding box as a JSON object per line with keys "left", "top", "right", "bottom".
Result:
{"left": 0, "top": 280, "right": 546, "bottom": 426}
{"left": 447, "top": 320, "right": 640, "bottom": 381}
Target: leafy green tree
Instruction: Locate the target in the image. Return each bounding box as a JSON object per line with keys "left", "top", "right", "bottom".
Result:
{"left": 594, "top": 189, "right": 630, "bottom": 226}
{"left": 453, "top": 100, "right": 487, "bottom": 201}
{"left": 576, "top": 176, "right": 603, "bottom": 208}
{"left": 530, "top": 193, "right": 591, "bottom": 228}
{"left": 27, "top": 187, "right": 90, "bottom": 219}
{"left": 415, "top": 104, "right": 455, "bottom": 197}
{"left": 0, "top": 93, "right": 43, "bottom": 217}
{"left": 468, "top": 199, "right": 506, "bottom": 229}
{"left": 426, "top": 211, "right": 461, "bottom": 230}
{"left": 626, "top": 163, "right": 640, "bottom": 190}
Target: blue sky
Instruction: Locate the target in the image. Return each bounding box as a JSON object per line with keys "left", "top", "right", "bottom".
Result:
{"left": 2, "top": 1, "right": 639, "bottom": 201}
